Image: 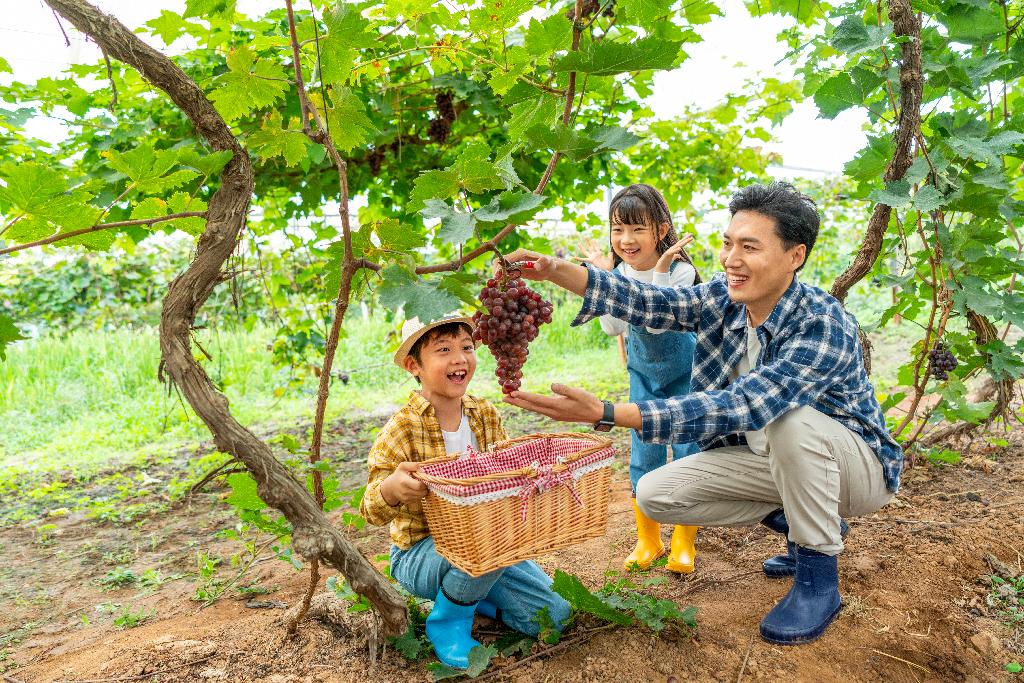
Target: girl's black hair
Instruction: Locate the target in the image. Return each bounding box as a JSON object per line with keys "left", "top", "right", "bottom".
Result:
{"left": 607, "top": 184, "right": 702, "bottom": 284}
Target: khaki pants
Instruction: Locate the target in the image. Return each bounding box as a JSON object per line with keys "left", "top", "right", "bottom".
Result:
{"left": 636, "top": 406, "right": 893, "bottom": 555}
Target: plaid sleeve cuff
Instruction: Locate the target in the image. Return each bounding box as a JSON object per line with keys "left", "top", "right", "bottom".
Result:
{"left": 571, "top": 263, "right": 607, "bottom": 327}
{"left": 635, "top": 399, "right": 678, "bottom": 444}
{"left": 360, "top": 482, "right": 401, "bottom": 526}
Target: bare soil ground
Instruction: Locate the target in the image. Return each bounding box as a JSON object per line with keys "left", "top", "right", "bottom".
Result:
{"left": 2, "top": 407, "right": 1022, "bottom": 683}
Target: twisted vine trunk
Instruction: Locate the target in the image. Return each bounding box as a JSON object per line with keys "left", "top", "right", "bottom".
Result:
{"left": 44, "top": 0, "right": 409, "bottom": 635}
{"left": 830, "top": 0, "right": 922, "bottom": 305}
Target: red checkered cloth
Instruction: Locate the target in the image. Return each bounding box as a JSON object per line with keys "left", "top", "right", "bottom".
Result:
{"left": 420, "top": 436, "right": 615, "bottom": 520}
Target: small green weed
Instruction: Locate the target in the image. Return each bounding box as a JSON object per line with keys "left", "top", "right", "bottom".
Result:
{"left": 987, "top": 573, "right": 1024, "bottom": 626}
{"left": 112, "top": 606, "right": 154, "bottom": 630}
{"left": 99, "top": 567, "right": 137, "bottom": 590}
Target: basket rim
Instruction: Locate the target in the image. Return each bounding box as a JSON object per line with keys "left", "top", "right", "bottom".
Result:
{"left": 415, "top": 431, "right": 613, "bottom": 486}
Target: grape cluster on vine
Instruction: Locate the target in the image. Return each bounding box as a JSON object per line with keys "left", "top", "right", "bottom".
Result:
{"left": 928, "top": 342, "right": 958, "bottom": 381}
{"left": 428, "top": 90, "right": 457, "bottom": 144}
{"left": 473, "top": 268, "right": 553, "bottom": 394}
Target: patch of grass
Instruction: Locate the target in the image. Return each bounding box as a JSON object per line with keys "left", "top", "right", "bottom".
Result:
{"left": 98, "top": 567, "right": 137, "bottom": 590}
{"left": 988, "top": 572, "right": 1024, "bottom": 627}
{"left": 112, "top": 606, "right": 154, "bottom": 629}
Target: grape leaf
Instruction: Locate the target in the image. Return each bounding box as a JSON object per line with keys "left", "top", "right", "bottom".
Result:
{"left": 421, "top": 200, "right": 476, "bottom": 245}
{"left": 465, "top": 645, "right": 497, "bottom": 677}
{"left": 524, "top": 124, "right": 638, "bottom": 161}
{"left": 166, "top": 193, "right": 208, "bottom": 235}
{"left": 324, "top": 87, "right": 378, "bottom": 153}
{"left": 184, "top": 0, "right": 235, "bottom": 18}
{"left": 209, "top": 45, "right": 289, "bottom": 122}
{"left": 452, "top": 141, "right": 504, "bottom": 194}
{"left": 176, "top": 149, "right": 234, "bottom": 177}
{"left": 249, "top": 112, "right": 314, "bottom": 167}
{"left": 947, "top": 130, "right": 1024, "bottom": 165}
{"left": 376, "top": 217, "right": 426, "bottom": 254}
{"left": 0, "top": 313, "right": 28, "bottom": 362}
{"left": 145, "top": 10, "right": 199, "bottom": 44}
{"left": 681, "top": 0, "right": 722, "bottom": 24}
{"left": 506, "top": 96, "right": 560, "bottom": 142}
{"left": 620, "top": 0, "right": 676, "bottom": 26}
{"left": 551, "top": 570, "right": 633, "bottom": 625}
{"left": 0, "top": 57, "right": 10, "bottom": 74}
{"left": 830, "top": 15, "right": 891, "bottom": 55}
{"left": 377, "top": 265, "right": 462, "bottom": 321}
{"left": 524, "top": 13, "right": 573, "bottom": 56}
{"left": 391, "top": 625, "right": 427, "bottom": 660}
{"left": 104, "top": 142, "right": 199, "bottom": 194}
{"left": 320, "top": 4, "right": 376, "bottom": 85}
{"left": 868, "top": 180, "right": 912, "bottom": 208}
{"left": 812, "top": 67, "right": 885, "bottom": 119}
{"left": 844, "top": 135, "right": 893, "bottom": 183}
{"left": 409, "top": 170, "right": 460, "bottom": 211}
{"left": 0, "top": 162, "right": 96, "bottom": 242}
{"left": 553, "top": 36, "right": 682, "bottom": 76}
{"left": 473, "top": 191, "right": 545, "bottom": 226}
{"left": 912, "top": 185, "right": 945, "bottom": 213}
{"left": 941, "top": 4, "right": 1004, "bottom": 44}
{"left": 225, "top": 472, "right": 267, "bottom": 511}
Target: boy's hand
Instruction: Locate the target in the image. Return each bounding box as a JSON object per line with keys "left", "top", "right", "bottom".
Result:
{"left": 380, "top": 462, "right": 428, "bottom": 506}
{"left": 654, "top": 234, "right": 695, "bottom": 273}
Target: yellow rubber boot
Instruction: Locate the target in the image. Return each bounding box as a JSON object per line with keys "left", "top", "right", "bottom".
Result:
{"left": 623, "top": 499, "right": 665, "bottom": 571}
{"left": 666, "top": 525, "right": 699, "bottom": 574}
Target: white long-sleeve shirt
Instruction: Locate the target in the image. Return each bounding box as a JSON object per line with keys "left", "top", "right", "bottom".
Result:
{"left": 598, "top": 261, "right": 697, "bottom": 337}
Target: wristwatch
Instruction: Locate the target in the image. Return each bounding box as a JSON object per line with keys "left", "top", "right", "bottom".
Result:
{"left": 593, "top": 400, "right": 615, "bottom": 432}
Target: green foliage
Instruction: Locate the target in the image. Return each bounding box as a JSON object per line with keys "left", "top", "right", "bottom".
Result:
{"left": 551, "top": 569, "right": 697, "bottom": 633}
{"left": 99, "top": 567, "right": 138, "bottom": 590}
{"left": 112, "top": 605, "right": 154, "bottom": 629}
{"left": 427, "top": 646, "right": 498, "bottom": 680}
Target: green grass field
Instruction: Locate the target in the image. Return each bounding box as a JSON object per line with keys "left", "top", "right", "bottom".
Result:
{"left": 0, "top": 303, "right": 620, "bottom": 479}
{"left": 0, "top": 292, "right": 921, "bottom": 484}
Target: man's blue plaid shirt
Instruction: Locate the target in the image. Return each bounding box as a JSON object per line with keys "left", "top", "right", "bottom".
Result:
{"left": 573, "top": 265, "right": 903, "bottom": 493}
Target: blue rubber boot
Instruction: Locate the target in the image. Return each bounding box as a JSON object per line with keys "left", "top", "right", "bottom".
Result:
{"left": 760, "top": 509, "right": 848, "bottom": 579}
{"left": 425, "top": 590, "right": 482, "bottom": 669}
{"left": 759, "top": 546, "right": 841, "bottom": 645}
{"left": 476, "top": 599, "right": 499, "bottom": 620}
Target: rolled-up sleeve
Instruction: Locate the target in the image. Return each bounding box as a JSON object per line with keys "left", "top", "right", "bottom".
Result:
{"left": 572, "top": 263, "right": 706, "bottom": 332}
{"left": 636, "top": 314, "right": 855, "bottom": 443}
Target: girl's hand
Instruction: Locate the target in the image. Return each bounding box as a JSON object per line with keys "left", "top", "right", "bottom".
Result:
{"left": 573, "top": 237, "right": 614, "bottom": 271}
{"left": 493, "top": 248, "right": 554, "bottom": 281}
{"left": 654, "top": 234, "right": 695, "bottom": 273}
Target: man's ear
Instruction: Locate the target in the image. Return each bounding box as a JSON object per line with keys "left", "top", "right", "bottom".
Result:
{"left": 790, "top": 244, "right": 807, "bottom": 270}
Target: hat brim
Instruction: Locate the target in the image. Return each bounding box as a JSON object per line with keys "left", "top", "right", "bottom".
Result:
{"left": 393, "top": 316, "right": 477, "bottom": 368}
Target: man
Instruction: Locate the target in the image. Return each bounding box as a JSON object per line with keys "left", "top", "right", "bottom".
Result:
{"left": 501, "top": 181, "right": 900, "bottom": 645}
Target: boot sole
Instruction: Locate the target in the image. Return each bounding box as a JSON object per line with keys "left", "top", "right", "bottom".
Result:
{"left": 758, "top": 603, "right": 841, "bottom": 645}
{"left": 762, "top": 565, "right": 796, "bottom": 579}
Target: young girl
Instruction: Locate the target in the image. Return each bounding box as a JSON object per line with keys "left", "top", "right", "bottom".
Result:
{"left": 582, "top": 183, "right": 702, "bottom": 574}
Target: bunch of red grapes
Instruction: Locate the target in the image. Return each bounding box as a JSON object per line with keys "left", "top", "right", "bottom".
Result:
{"left": 928, "top": 342, "right": 958, "bottom": 381}
{"left": 473, "top": 267, "right": 553, "bottom": 394}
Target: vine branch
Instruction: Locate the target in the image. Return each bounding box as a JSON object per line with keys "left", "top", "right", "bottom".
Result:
{"left": 0, "top": 212, "right": 208, "bottom": 256}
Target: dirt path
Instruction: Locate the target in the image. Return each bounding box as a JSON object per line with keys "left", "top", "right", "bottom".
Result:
{"left": 2, "top": 408, "right": 1022, "bottom": 683}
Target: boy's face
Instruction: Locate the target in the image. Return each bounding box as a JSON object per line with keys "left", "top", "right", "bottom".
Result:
{"left": 404, "top": 328, "right": 477, "bottom": 400}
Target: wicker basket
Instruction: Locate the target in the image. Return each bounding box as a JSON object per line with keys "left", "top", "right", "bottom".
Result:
{"left": 417, "top": 432, "right": 615, "bottom": 577}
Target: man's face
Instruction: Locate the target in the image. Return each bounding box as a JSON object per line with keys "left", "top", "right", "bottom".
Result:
{"left": 719, "top": 210, "right": 806, "bottom": 314}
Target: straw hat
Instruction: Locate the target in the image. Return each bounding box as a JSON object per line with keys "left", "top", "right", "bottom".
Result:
{"left": 393, "top": 313, "right": 477, "bottom": 368}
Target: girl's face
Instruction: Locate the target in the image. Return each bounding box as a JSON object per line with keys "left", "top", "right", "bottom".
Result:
{"left": 610, "top": 217, "right": 667, "bottom": 271}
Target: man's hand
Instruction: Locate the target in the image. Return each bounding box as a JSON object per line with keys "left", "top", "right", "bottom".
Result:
{"left": 503, "top": 383, "right": 605, "bottom": 424}
{"left": 380, "top": 462, "right": 428, "bottom": 506}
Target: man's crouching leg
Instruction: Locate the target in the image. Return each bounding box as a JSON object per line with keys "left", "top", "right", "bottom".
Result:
{"left": 759, "top": 406, "right": 893, "bottom": 645}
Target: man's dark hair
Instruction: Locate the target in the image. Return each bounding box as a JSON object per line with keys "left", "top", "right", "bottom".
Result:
{"left": 728, "top": 182, "right": 820, "bottom": 272}
{"left": 408, "top": 321, "right": 474, "bottom": 376}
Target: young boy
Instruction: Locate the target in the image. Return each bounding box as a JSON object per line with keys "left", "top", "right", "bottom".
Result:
{"left": 360, "top": 313, "right": 571, "bottom": 669}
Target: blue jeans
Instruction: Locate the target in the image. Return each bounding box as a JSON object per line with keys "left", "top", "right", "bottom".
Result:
{"left": 627, "top": 325, "right": 699, "bottom": 493}
{"left": 390, "top": 536, "right": 571, "bottom": 636}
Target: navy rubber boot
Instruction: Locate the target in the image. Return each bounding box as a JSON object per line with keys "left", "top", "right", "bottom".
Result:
{"left": 759, "top": 546, "right": 842, "bottom": 645}
{"left": 425, "top": 590, "right": 482, "bottom": 669}
{"left": 760, "top": 509, "right": 848, "bottom": 579}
